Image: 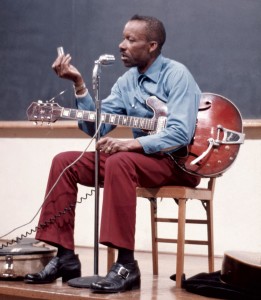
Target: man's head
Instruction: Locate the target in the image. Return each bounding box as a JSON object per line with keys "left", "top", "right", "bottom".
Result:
{"left": 130, "top": 15, "right": 166, "bottom": 51}
{"left": 119, "top": 15, "right": 166, "bottom": 73}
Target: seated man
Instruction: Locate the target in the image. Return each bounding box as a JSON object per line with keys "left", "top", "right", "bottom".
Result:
{"left": 24, "top": 15, "right": 201, "bottom": 293}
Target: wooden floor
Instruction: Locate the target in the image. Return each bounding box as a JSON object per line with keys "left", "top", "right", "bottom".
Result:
{"left": 0, "top": 247, "right": 223, "bottom": 300}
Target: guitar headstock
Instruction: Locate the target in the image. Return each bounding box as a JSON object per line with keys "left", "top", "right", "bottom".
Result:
{"left": 27, "top": 101, "right": 62, "bottom": 124}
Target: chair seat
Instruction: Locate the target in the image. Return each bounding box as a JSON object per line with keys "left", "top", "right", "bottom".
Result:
{"left": 136, "top": 185, "right": 212, "bottom": 200}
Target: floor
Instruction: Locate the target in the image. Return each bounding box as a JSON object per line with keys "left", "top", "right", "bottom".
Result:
{"left": 0, "top": 247, "right": 223, "bottom": 300}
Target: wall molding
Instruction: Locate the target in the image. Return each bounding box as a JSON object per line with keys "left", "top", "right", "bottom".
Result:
{"left": 0, "top": 120, "right": 260, "bottom": 139}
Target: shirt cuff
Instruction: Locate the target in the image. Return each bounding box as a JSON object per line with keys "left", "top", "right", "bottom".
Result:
{"left": 74, "top": 89, "right": 88, "bottom": 98}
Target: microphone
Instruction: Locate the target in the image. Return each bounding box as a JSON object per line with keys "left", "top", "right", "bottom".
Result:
{"left": 92, "top": 54, "right": 115, "bottom": 90}
{"left": 98, "top": 54, "right": 115, "bottom": 65}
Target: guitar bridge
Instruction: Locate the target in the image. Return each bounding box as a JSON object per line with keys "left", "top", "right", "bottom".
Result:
{"left": 216, "top": 124, "right": 245, "bottom": 145}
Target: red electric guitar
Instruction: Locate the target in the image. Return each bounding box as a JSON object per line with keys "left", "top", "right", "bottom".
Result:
{"left": 27, "top": 93, "right": 245, "bottom": 177}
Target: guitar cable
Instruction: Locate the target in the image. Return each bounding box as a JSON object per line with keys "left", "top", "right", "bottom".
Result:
{"left": 0, "top": 121, "right": 102, "bottom": 250}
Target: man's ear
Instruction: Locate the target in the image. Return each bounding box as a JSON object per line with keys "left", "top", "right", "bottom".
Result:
{"left": 149, "top": 41, "right": 158, "bottom": 53}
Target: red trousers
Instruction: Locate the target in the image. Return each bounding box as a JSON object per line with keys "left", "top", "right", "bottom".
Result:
{"left": 36, "top": 151, "right": 200, "bottom": 250}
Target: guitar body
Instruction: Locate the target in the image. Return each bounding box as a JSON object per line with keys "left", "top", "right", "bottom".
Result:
{"left": 174, "top": 93, "right": 244, "bottom": 177}
{"left": 221, "top": 251, "right": 261, "bottom": 292}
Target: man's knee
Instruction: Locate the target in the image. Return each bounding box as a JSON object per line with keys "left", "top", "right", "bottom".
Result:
{"left": 105, "top": 153, "right": 136, "bottom": 175}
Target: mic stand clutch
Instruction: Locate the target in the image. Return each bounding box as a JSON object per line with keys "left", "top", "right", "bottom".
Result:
{"left": 68, "top": 54, "right": 115, "bottom": 288}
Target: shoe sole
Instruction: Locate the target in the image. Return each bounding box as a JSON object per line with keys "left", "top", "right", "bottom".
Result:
{"left": 91, "top": 280, "right": 141, "bottom": 293}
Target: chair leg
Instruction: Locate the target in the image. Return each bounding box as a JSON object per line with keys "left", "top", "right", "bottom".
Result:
{"left": 206, "top": 200, "right": 214, "bottom": 272}
{"left": 176, "top": 198, "right": 186, "bottom": 288}
{"left": 150, "top": 198, "right": 159, "bottom": 275}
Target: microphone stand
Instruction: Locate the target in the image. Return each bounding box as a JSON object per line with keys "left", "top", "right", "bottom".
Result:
{"left": 68, "top": 54, "right": 115, "bottom": 288}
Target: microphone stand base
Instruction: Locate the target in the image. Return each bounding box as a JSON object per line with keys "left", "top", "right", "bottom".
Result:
{"left": 67, "top": 275, "right": 105, "bottom": 288}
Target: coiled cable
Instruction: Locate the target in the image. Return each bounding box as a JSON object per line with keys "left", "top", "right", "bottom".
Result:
{"left": 0, "top": 121, "right": 102, "bottom": 249}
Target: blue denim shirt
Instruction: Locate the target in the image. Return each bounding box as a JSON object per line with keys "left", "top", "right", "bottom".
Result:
{"left": 76, "top": 54, "right": 201, "bottom": 154}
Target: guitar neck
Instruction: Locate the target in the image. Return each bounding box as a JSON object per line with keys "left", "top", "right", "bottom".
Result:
{"left": 59, "top": 107, "right": 156, "bottom": 131}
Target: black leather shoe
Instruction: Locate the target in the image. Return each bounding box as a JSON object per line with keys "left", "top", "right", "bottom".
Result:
{"left": 91, "top": 260, "right": 141, "bottom": 293}
{"left": 24, "top": 254, "right": 81, "bottom": 284}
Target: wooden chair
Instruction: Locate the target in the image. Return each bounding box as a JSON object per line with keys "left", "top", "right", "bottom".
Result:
{"left": 107, "top": 177, "right": 216, "bottom": 288}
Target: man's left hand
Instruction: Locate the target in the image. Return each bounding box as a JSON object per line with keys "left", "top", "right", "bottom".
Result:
{"left": 96, "top": 137, "right": 143, "bottom": 154}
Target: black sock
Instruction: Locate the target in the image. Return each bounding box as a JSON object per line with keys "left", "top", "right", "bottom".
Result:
{"left": 117, "top": 248, "right": 134, "bottom": 265}
{"left": 57, "top": 246, "right": 74, "bottom": 258}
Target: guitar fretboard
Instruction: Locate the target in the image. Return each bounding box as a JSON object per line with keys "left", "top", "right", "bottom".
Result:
{"left": 60, "top": 107, "right": 156, "bottom": 131}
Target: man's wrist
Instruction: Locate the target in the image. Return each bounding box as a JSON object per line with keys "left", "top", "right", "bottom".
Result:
{"left": 74, "top": 82, "right": 86, "bottom": 93}
{"left": 73, "top": 80, "right": 88, "bottom": 95}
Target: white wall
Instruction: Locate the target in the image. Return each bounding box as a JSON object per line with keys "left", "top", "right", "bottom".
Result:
{"left": 0, "top": 136, "right": 260, "bottom": 258}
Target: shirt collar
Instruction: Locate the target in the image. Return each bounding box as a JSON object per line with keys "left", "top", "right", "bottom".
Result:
{"left": 135, "top": 54, "right": 163, "bottom": 83}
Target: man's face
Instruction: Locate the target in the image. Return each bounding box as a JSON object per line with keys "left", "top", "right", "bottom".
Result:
{"left": 119, "top": 20, "right": 155, "bottom": 73}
